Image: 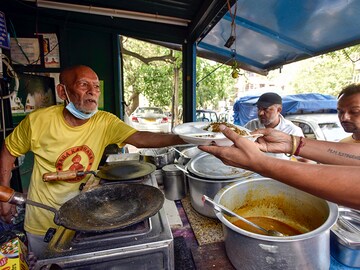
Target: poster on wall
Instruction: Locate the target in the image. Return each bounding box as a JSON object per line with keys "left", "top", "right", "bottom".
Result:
{"left": 10, "top": 37, "right": 43, "bottom": 66}
{"left": 10, "top": 73, "right": 56, "bottom": 116}
{"left": 39, "top": 33, "right": 60, "bottom": 68}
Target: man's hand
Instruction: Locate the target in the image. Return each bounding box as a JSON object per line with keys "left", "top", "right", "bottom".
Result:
{"left": 252, "top": 128, "right": 293, "bottom": 154}
{"left": 199, "top": 125, "right": 265, "bottom": 171}
{"left": 0, "top": 202, "right": 17, "bottom": 224}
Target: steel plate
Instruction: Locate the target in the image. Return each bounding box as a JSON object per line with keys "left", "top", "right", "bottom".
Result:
{"left": 97, "top": 161, "right": 156, "bottom": 180}
{"left": 187, "top": 152, "right": 254, "bottom": 180}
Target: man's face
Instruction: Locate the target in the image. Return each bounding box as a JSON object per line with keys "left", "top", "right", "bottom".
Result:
{"left": 257, "top": 104, "right": 281, "bottom": 127}
{"left": 66, "top": 68, "right": 100, "bottom": 113}
{"left": 337, "top": 93, "right": 360, "bottom": 134}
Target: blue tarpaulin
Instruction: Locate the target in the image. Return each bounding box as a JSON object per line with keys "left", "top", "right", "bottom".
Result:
{"left": 233, "top": 93, "right": 338, "bottom": 126}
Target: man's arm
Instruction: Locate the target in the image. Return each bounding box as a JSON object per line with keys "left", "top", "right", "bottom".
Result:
{"left": 0, "top": 143, "right": 16, "bottom": 186}
{"left": 199, "top": 127, "right": 360, "bottom": 209}
{"left": 0, "top": 143, "right": 18, "bottom": 223}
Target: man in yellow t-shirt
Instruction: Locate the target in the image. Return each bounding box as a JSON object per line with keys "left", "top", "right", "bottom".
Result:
{"left": 337, "top": 84, "right": 360, "bottom": 143}
{"left": 0, "top": 65, "right": 185, "bottom": 256}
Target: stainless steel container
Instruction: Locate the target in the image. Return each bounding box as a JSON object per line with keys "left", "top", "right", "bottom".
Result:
{"left": 330, "top": 207, "right": 360, "bottom": 267}
{"left": 139, "top": 147, "right": 176, "bottom": 169}
{"left": 214, "top": 178, "right": 338, "bottom": 270}
{"left": 154, "top": 169, "right": 163, "bottom": 185}
{"left": 162, "top": 164, "right": 187, "bottom": 200}
{"left": 187, "top": 174, "right": 241, "bottom": 218}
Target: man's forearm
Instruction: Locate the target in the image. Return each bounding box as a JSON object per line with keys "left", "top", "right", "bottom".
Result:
{"left": 255, "top": 156, "right": 360, "bottom": 209}
{"left": 0, "top": 144, "right": 17, "bottom": 186}
{"left": 296, "top": 138, "right": 360, "bottom": 166}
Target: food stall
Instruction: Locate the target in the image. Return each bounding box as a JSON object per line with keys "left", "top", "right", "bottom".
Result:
{"left": 1, "top": 1, "right": 360, "bottom": 269}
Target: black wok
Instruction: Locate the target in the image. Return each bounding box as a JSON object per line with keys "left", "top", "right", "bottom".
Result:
{"left": 0, "top": 184, "right": 164, "bottom": 232}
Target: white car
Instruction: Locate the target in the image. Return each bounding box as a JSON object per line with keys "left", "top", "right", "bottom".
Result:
{"left": 285, "top": 113, "right": 350, "bottom": 142}
{"left": 130, "top": 107, "right": 170, "bottom": 133}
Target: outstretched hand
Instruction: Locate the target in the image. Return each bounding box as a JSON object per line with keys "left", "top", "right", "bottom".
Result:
{"left": 252, "top": 128, "right": 293, "bottom": 154}
{"left": 199, "top": 125, "right": 264, "bottom": 171}
{"left": 198, "top": 126, "right": 293, "bottom": 172}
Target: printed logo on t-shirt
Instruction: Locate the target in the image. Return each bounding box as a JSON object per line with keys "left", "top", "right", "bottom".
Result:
{"left": 55, "top": 145, "right": 95, "bottom": 182}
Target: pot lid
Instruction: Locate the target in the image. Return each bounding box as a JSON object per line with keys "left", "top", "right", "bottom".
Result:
{"left": 187, "top": 152, "right": 254, "bottom": 180}
{"left": 331, "top": 207, "right": 360, "bottom": 248}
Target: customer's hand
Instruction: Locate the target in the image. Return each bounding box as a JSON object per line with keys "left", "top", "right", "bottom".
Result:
{"left": 199, "top": 125, "right": 265, "bottom": 171}
{"left": 252, "top": 128, "right": 293, "bottom": 154}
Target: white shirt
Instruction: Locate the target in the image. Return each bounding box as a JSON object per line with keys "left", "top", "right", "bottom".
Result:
{"left": 245, "top": 114, "right": 304, "bottom": 160}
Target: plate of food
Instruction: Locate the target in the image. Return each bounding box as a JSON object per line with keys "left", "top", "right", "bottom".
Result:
{"left": 172, "top": 122, "right": 259, "bottom": 146}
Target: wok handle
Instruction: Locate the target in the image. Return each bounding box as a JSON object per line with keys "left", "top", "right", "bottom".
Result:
{"left": 43, "top": 170, "right": 87, "bottom": 181}
{"left": 0, "top": 186, "right": 15, "bottom": 202}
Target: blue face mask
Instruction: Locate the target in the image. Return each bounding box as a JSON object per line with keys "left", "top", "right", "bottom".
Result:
{"left": 65, "top": 102, "right": 98, "bottom": 120}
{"left": 62, "top": 85, "right": 98, "bottom": 120}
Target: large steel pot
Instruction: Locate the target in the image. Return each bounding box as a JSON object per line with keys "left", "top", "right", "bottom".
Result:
{"left": 214, "top": 178, "right": 338, "bottom": 270}
{"left": 187, "top": 173, "right": 245, "bottom": 218}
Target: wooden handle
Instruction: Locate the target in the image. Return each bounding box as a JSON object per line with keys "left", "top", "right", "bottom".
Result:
{"left": 0, "top": 186, "right": 15, "bottom": 202}
{"left": 43, "top": 171, "right": 79, "bottom": 181}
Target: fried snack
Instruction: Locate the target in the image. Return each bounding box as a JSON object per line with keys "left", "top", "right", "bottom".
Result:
{"left": 203, "top": 122, "right": 249, "bottom": 136}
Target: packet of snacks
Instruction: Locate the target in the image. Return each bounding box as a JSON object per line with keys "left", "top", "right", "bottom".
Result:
{"left": 0, "top": 237, "right": 29, "bottom": 270}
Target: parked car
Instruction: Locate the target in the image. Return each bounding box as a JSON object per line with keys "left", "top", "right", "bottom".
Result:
{"left": 285, "top": 113, "right": 349, "bottom": 142}
{"left": 196, "top": 109, "right": 219, "bottom": 122}
{"left": 218, "top": 110, "right": 234, "bottom": 123}
{"left": 130, "top": 107, "right": 170, "bottom": 133}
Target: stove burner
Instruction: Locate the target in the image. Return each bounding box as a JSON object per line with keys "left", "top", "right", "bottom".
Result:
{"left": 35, "top": 172, "right": 174, "bottom": 270}
{"left": 72, "top": 218, "right": 151, "bottom": 247}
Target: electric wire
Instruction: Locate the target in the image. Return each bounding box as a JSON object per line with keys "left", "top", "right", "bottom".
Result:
{"left": 196, "top": 57, "right": 234, "bottom": 86}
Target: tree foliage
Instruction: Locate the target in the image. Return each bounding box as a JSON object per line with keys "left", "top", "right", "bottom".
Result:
{"left": 290, "top": 45, "right": 360, "bottom": 95}
{"left": 121, "top": 37, "right": 239, "bottom": 122}
{"left": 196, "top": 60, "right": 237, "bottom": 109}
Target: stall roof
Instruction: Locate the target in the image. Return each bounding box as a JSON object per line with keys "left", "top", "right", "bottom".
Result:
{"left": 199, "top": 0, "right": 360, "bottom": 75}
{"left": 9, "top": 0, "right": 360, "bottom": 75}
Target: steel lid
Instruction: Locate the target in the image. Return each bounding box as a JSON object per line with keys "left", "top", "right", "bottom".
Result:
{"left": 331, "top": 207, "right": 360, "bottom": 248}
{"left": 187, "top": 152, "right": 254, "bottom": 180}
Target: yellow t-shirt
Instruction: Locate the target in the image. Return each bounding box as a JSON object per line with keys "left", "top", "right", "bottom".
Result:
{"left": 5, "top": 105, "right": 137, "bottom": 235}
{"left": 339, "top": 136, "right": 360, "bottom": 143}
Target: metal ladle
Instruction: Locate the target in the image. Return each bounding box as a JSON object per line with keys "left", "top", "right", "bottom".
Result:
{"left": 202, "top": 195, "right": 284, "bottom": 237}
{"left": 172, "top": 147, "right": 190, "bottom": 159}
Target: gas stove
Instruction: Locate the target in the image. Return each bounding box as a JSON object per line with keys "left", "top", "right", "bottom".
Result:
{"left": 34, "top": 172, "right": 174, "bottom": 270}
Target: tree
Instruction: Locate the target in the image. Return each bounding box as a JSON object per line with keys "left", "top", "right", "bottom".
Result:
{"left": 196, "top": 60, "right": 237, "bottom": 110}
{"left": 289, "top": 45, "right": 360, "bottom": 95}
{"left": 121, "top": 37, "right": 239, "bottom": 124}
{"left": 121, "top": 36, "right": 179, "bottom": 116}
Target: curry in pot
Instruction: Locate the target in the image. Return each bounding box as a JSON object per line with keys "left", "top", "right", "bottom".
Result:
{"left": 226, "top": 192, "right": 324, "bottom": 236}
{"left": 232, "top": 216, "right": 304, "bottom": 236}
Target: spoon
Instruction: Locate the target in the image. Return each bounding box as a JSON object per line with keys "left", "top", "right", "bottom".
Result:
{"left": 172, "top": 148, "right": 190, "bottom": 159}
{"left": 174, "top": 164, "right": 189, "bottom": 175}
{"left": 202, "top": 195, "right": 284, "bottom": 237}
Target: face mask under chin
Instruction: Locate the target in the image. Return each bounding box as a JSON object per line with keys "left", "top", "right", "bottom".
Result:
{"left": 62, "top": 84, "right": 98, "bottom": 120}
{"left": 65, "top": 102, "right": 98, "bottom": 120}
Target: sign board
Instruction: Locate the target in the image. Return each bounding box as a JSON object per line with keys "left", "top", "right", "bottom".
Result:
{"left": 0, "top": 11, "right": 10, "bottom": 49}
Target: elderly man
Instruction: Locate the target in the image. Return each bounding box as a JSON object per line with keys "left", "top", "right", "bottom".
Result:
{"left": 337, "top": 84, "right": 360, "bottom": 143}
{"left": 0, "top": 65, "right": 185, "bottom": 256}
{"left": 244, "top": 92, "right": 304, "bottom": 160}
